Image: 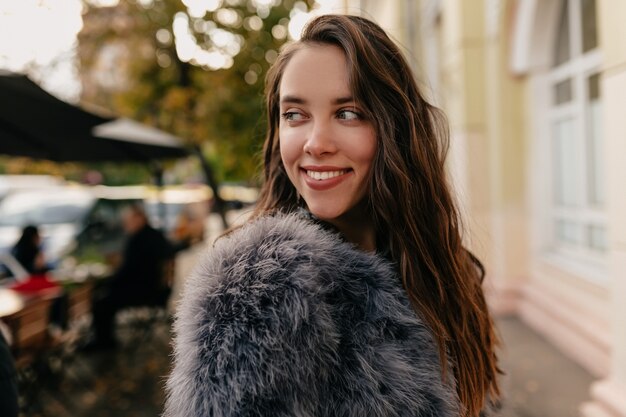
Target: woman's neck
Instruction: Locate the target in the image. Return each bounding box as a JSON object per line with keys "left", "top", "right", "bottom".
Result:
{"left": 339, "top": 224, "right": 376, "bottom": 252}
{"left": 324, "top": 203, "right": 376, "bottom": 252}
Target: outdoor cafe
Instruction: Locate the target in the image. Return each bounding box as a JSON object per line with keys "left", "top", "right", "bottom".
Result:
{"left": 0, "top": 71, "right": 216, "bottom": 415}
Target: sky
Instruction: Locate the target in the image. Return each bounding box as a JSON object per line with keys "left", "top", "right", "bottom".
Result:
{"left": 0, "top": 0, "right": 341, "bottom": 102}
{"left": 0, "top": 0, "right": 84, "bottom": 100}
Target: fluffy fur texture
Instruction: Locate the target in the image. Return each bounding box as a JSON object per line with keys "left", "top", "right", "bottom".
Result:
{"left": 165, "top": 212, "right": 459, "bottom": 417}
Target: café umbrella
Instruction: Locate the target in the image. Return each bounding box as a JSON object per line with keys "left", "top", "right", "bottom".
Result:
{"left": 91, "top": 118, "right": 188, "bottom": 161}
{"left": 0, "top": 71, "right": 188, "bottom": 162}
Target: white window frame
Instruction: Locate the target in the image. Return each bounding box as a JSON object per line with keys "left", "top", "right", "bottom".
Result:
{"left": 545, "top": 0, "right": 606, "bottom": 273}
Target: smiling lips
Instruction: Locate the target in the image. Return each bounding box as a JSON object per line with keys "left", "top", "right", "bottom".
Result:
{"left": 306, "top": 169, "right": 347, "bottom": 180}
{"left": 301, "top": 167, "right": 352, "bottom": 191}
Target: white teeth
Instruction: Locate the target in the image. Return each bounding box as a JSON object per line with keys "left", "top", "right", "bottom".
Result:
{"left": 306, "top": 170, "right": 347, "bottom": 180}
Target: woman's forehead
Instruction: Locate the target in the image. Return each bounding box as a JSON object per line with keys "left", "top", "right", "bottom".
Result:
{"left": 278, "top": 44, "right": 351, "bottom": 102}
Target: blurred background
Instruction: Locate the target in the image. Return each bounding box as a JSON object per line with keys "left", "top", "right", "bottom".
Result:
{"left": 0, "top": 0, "right": 624, "bottom": 416}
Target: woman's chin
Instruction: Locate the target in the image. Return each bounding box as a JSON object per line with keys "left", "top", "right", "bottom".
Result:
{"left": 305, "top": 203, "right": 344, "bottom": 223}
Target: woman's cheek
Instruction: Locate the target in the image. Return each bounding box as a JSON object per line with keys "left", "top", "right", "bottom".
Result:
{"left": 279, "top": 132, "right": 300, "bottom": 180}
{"left": 351, "top": 126, "right": 377, "bottom": 165}
{"left": 281, "top": 125, "right": 303, "bottom": 152}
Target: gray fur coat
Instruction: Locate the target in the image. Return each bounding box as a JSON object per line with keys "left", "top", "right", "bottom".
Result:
{"left": 165, "top": 212, "right": 459, "bottom": 417}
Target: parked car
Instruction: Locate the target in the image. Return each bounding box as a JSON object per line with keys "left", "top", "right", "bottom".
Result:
{"left": 0, "top": 175, "right": 65, "bottom": 202}
{"left": 0, "top": 185, "right": 144, "bottom": 268}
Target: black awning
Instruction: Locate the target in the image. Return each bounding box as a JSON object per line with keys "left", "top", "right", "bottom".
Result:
{"left": 0, "top": 72, "right": 188, "bottom": 162}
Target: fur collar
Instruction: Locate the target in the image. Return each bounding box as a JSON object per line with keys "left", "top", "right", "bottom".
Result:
{"left": 165, "top": 211, "right": 459, "bottom": 417}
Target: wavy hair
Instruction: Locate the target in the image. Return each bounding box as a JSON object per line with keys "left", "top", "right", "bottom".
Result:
{"left": 252, "top": 14, "right": 500, "bottom": 416}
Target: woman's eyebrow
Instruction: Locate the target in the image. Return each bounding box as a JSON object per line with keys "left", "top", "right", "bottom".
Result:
{"left": 332, "top": 96, "right": 354, "bottom": 105}
{"left": 280, "top": 95, "right": 355, "bottom": 105}
{"left": 281, "top": 95, "right": 306, "bottom": 105}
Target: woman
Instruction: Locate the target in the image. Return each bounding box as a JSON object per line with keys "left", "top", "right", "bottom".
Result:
{"left": 166, "top": 14, "right": 500, "bottom": 417}
{"left": 11, "top": 225, "right": 46, "bottom": 275}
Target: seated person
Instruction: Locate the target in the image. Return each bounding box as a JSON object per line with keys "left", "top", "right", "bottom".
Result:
{"left": 88, "top": 204, "right": 173, "bottom": 350}
{"left": 11, "top": 225, "right": 47, "bottom": 275}
{"left": 10, "top": 226, "right": 66, "bottom": 328}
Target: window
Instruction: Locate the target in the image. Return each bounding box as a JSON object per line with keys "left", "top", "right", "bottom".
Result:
{"left": 549, "top": 0, "right": 604, "bottom": 260}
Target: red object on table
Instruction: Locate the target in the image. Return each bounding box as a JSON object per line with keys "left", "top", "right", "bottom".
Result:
{"left": 9, "top": 274, "right": 60, "bottom": 294}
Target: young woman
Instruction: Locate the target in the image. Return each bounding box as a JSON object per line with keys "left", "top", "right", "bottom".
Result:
{"left": 166, "top": 14, "right": 500, "bottom": 417}
{"left": 12, "top": 225, "right": 47, "bottom": 274}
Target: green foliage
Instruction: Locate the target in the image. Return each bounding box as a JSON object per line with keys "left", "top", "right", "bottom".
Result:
{"left": 79, "top": 0, "right": 315, "bottom": 183}
{"left": 0, "top": 156, "right": 152, "bottom": 185}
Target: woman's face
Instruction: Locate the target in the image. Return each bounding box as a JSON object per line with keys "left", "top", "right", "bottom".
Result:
{"left": 278, "top": 44, "right": 377, "bottom": 224}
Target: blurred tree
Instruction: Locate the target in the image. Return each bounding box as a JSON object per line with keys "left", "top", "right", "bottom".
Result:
{"left": 0, "top": 156, "right": 151, "bottom": 185}
{"left": 78, "top": 0, "right": 316, "bottom": 183}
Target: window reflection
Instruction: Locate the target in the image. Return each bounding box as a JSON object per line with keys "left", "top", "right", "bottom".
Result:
{"left": 553, "top": 118, "right": 578, "bottom": 206}
{"left": 554, "top": 78, "right": 573, "bottom": 105}
{"left": 554, "top": 0, "right": 570, "bottom": 67}
{"left": 581, "top": 0, "right": 598, "bottom": 52}
{"left": 587, "top": 73, "right": 604, "bottom": 206}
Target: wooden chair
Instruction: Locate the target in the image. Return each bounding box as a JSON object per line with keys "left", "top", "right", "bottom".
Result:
{"left": 5, "top": 293, "right": 56, "bottom": 368}
{"left": 3, "top": 291, "right": 58, "bottom": 413}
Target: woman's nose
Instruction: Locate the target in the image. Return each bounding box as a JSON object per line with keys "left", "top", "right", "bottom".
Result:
{"left": 303, "top": 120, "right": 336, "bottom": 156}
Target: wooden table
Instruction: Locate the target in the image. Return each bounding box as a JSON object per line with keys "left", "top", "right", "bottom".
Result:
{"left": 0, "top": 288, "right": 25, "bottom": 318}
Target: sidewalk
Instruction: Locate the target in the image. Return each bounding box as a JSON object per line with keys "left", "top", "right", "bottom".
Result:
{"left": 496, "top": 316, "right": 594, "bottom": 416}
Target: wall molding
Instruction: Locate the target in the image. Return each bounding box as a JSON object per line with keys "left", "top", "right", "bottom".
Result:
{"left": 517, "top": 280, "right": 610, "bottom": 377}
{"left": 582, "top": 379, "right": 626, "bottom": 417}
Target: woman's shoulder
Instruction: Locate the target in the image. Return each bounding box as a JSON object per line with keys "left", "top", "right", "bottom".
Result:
{"left": 176, "top": 211, "right": 350, "bottom": 330}
{"left": 167, "top": 211, "right": 344, "bottom": 416}
{"left": 180, "top": 211, "right": 342, "bottom": 319}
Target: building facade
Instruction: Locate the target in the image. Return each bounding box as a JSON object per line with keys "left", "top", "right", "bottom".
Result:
{"left": 346, "top": 0, "right": 626, "bottom": 415}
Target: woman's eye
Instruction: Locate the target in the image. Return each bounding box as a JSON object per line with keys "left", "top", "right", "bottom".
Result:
{"left": 281, "top": 111, "right": 306, "bottom": 122}
{"left": 337, "top": 109, "right": 361, "bottom": 121}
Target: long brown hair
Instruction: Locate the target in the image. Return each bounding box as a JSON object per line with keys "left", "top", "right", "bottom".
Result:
{"left": 253, "top": 14, "right": 500, "bottom": 416}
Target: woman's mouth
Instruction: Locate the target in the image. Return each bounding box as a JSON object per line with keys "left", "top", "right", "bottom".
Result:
{"left": 300, "top": 167, "right": 352, "bottom": 191}
{"left": 305, "top": 169, "right": 349, "bottom": 180}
